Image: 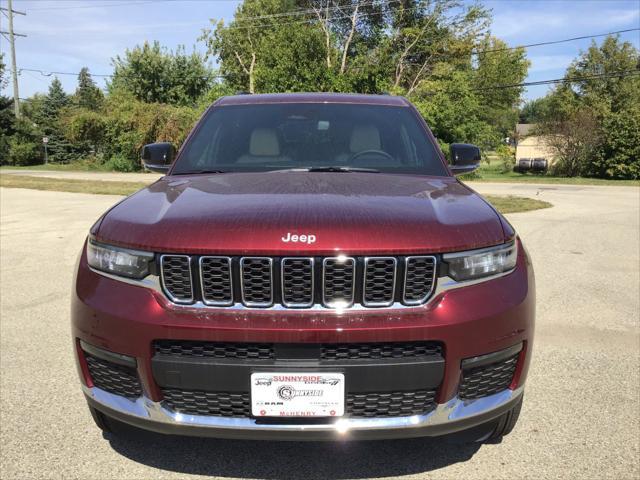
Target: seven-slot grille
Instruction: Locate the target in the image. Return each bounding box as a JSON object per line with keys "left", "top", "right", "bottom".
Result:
{"left": 404, "top": 256, "right": 437, "bottom": 305}
{"left": 282, "top": 258, "right": 314, "bottom": 307}
{"left": 240, "top": 257, "right": 273, "bottom": 307}
{"left": 160, "top": 255, "right": 437, "bottom": 309}
{"left": 363, "top": 257, "right": 397, "bottom": 307}
{"left": 160, "top": 255, "right": 193, "bottom": 303}
{"left": 200, "top": 256, "right": 233, "bottom": 306}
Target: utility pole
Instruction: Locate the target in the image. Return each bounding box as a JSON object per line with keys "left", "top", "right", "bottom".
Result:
{"left": 1, "top": 0, "right": 27, "bottom": 118}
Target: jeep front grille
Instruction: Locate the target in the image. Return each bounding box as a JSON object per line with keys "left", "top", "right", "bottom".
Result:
{"left": 160, "top": 255, "right": 193, "bottom": 303}
{"left": 322, "top": 257, "right": 356, "bottom": 307}
{"left": 403, "top": 256, "right": 437, "bottom": 305}
{"left": 281, "top": 258, "right": 314, "bottom": 307}
{"left": 200, "top": 256, "right": 233, "bottom": 306}
{"left": 160, "top": 255, "right": 437, "bottom": 309}
{"left": 240, "top": 257, "right": 273, "bottom": 307}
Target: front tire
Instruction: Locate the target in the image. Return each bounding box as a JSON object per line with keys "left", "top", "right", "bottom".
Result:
{"left": 485, "top": 395, "right": 523, "bottom": 441}
{"left": 88, "top": 404, "right": 114, "bottom": 433}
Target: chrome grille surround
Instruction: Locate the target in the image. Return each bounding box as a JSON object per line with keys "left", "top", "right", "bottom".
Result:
{"left": 403, "top": 256, "right": 437, "bottom": 305}
{"left": 240, "top": 257, "right": 274, "bottom": 307}
{"left": 160, "top": 254, "right": 193, "bottom": 303}
{"left": 362, "top": 257, "right": 397, "bottom": 307}
{"left": 322, "top": 257, "right": 356, "bottom": 308}
{"left": 281, "top": 257, "right": 314, "bottom": 307}
{"left": 158, "top": 255, "right": 440, "bottom": 309}
{"left": 199, "top": 256, "right": 233, "bottom": 306}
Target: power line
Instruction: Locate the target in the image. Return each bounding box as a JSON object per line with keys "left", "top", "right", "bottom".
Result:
{"left": 14, "top": 26, "right": 640, "bottom": 82}
{"left": 15, "top": 67, "right": 639, "bottom": 96}
{"left": 472, "top": 69, "right": 640, "bottom": 92}
{"left": 475, "top": 28, "right": 640, "bottom": 55}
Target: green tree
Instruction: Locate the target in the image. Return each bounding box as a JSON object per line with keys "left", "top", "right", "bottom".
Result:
{"left": 39, "top": 78, "right": 76, "bottom": 163}
{"left": 519, "top": 97, "right": 553, "bottom": 123}
{"left": 75, "top": 67, "right": 104, "bottom": 110}
{"left": 540, "top": 36, "right": 640, "bottom": 178}
{"left": 110, "top": 41, "right": 214, "bottom": 106}
{"left": 0, "top": 54, "right": 15, "bottom": 162}
{"left": 473, "top": 37, "right": 529, "bottom": 136}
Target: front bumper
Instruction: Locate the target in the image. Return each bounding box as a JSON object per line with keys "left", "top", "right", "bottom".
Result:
{"left": 85, "top": 384, "right": 524, "bottom": 440}
{"left": 72, "top": 238, "right": 534, "bottom": 440}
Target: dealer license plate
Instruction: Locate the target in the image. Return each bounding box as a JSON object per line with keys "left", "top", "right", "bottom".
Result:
{"left": 251, "top": 372, "right": 345, "bottom": 417}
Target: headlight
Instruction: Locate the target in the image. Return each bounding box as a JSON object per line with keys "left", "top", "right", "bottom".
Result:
{"left": 86, "top": 237, "right": 154, "bottom": 279}
{"left": 443, "top": 241, "right": 517, "bottom": 281}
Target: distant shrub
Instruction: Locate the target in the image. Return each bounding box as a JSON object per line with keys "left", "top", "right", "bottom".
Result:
{"left": 495, "top": 144, "right": 515, "bottom": 173}
{"left": 103, "top": 153, "right": 137, "bottom": 172}
{"left": 9, "top": 141, "right": 40, "bottom": 166}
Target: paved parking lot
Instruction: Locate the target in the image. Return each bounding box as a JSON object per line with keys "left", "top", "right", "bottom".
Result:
{"left": 1, "top": 182, "right": 638, "bottom": 479}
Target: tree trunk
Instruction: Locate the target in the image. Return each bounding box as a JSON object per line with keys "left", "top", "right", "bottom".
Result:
{"left": 340, "top": 3, "right": 359, "bottom": 75}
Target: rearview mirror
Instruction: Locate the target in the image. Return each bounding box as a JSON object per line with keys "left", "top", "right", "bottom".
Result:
{"left": 141, "top": 142, "right": 175, "bottom": 173}
{"left": 449, "top": 143, "right": 481, "bottom": 175}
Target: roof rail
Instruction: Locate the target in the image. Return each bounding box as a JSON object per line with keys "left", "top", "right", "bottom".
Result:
{"left": 235, "top": 91, "right": 252, "bottom": 95}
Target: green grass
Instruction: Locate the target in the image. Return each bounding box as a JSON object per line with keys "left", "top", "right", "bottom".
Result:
{"left": 0, "top": 163, "right": 101, "bottom": 171}
{"left": 467, "top": 158, "right": 640, "bottom": 186}
{"left": 484, "top": 195, "right": 552, "bottom": 214}
{"left": 0, "top": 174, "right": 149, "bottom": 196}
{"left": 1, "top": 174, "right": 553, "bottom": 214}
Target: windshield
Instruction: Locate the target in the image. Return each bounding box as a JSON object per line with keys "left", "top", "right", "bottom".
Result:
{"left": 172, "top": 103, "right": 448, "bottom": 176}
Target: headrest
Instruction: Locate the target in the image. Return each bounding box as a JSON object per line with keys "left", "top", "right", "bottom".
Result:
{"left": 350, "top": 125, "right": 381, "bottom": 153}
{"left": 250, "top": 128, "right": 280, "bottom": 156}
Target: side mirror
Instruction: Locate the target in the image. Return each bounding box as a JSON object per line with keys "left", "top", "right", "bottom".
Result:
{"left": 449, "top": 143, "right": 481, "bottom": 175}
{"left": 141, "top": 142, "right": 175, "bottom": 173}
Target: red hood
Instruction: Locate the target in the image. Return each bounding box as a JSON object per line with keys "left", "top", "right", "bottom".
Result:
{"left": 95, "top": 172, "right": 507, "bottom": 255}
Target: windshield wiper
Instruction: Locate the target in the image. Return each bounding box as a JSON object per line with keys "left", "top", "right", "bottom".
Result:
{"left": 173, "top": 169, "right": 226, "bottom": 175}
{"left": 287, "top": 166, "right": 380, "bottom": 173}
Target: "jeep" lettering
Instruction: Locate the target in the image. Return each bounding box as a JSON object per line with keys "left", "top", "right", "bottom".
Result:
{"left": 281, "top": 232, "right": 316, "bottom": 244}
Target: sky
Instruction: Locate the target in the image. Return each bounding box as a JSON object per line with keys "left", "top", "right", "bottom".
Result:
{"left": 1, "top": 0, "right": 639, "bottom": 101}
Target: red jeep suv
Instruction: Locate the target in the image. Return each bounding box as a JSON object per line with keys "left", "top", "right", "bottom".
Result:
{"left": 72, "top": 93, "right": 534, "bottom": 441}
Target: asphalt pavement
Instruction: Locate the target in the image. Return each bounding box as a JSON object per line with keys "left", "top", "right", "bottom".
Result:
{"left": 1, "top": 182, "right": 638, "bottom": 479}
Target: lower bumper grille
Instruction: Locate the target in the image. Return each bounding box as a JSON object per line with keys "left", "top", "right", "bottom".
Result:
{"left": 153, "top": 340, "right": 442, "bottom": 361}
{"left": 346, "top": 390, "right": 437, "bottom": 417}
{"left": 458, "top": 353, "right": 518, "bottom": 400}
{"left": 160, "top": 388, "right": 438, "bottom": 418}
{"left": 85, "top": 354, "right": 142, "bottom": 399}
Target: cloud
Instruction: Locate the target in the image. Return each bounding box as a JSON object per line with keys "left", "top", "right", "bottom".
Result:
{"left": 528, "top": 54, "right": 576, "bottom": 73}
{"left": 492, "top": 4, "right": 640, "bottom": 39}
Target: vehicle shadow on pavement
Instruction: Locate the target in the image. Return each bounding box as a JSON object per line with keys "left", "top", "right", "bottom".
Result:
{"left": 105, "top": 427, "right": 483, "bottom": 479}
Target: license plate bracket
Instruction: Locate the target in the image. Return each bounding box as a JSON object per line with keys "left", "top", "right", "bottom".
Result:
{"left": 250, "top": 372, "right": 345, "bottom": 418}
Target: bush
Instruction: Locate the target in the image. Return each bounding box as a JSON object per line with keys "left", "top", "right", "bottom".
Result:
{"left": 8, "top": 140, "right": 41, "bottom": 165}
{"left": 103, "top": 153, "right": 137, "bottom": 172}
{"left": 495, "top": 144, "right": 515, "bottom": 173}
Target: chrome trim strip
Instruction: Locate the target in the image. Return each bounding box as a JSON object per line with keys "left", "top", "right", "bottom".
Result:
{"left": 403, "top": 256, "right": 437, "bottom": 306}
{"left": 83, "top": 384, "right": 524, "bottom": 434}
{"left": 160, "top": 255, "right": 194, "bottom": 304}
{"left": 199, "top": 256, "right": 234, "bottom": 307}
{"left": 240, "top": 257, "right": 274, "bottom": 307}
{"left": 89, "top": 267, "right": 515, "bottom": 312}
{"left": 281, "top": 257, "right": 315, "bottom": 308}
{"left": 362, "top": 257, "right": 397, "bottom": 307}
{"left": 322, "top": 257, "right": 356, "bottom": 308}
{"left": 461, "top": 342, "right": 523, "bottom": 370}
{"left": 79, "top": 340, "right": 137, "bottom": 368}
